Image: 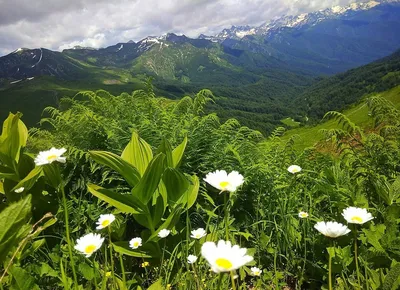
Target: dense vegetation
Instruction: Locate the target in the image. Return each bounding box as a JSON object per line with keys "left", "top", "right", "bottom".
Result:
{"left": 1, "top": 84, "right": 399, "bottom": 289}
{"left": 297, "top": 49, "right": 400, "bottom": 121}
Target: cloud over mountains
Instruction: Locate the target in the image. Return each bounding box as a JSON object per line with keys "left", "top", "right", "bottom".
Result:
{"left": 0, "top": 0, "right": 361, "bottom": 55}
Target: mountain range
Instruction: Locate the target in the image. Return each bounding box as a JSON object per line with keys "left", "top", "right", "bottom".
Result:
{"left": 1, "top": 0, "right": 400, "bottom": 133}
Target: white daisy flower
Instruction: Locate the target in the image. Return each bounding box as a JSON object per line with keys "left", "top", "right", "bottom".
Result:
{"left": 129, "top": 237, "right": 142, "bottom": 249}
{"left": 34, "top": 147, "right": 67, "bottom": 166}
{"left": 158, "top": 229, "right": 170, "bottom": 238}
{"left": 96, "top": 214, "right": 115, "bottom": 230}
{"left": 342, "top": 207, "right": 374, "bottom": 225}
{"left": 187, "top": 255, "right": 198, "bottom": 264}
{"left": 251, "top": 266, "right": 262, "bottom": 276}
{"left": 191, "top": 228, "right": 207, "bottom": 239}
{"left": 14, "top": 187, "right": 24, "bottom": 193}
{"left": 74, "top": 233, "right": 104, "bottom": 257}
{"left": 298, "top": 211, "right": 309, "bottom": 218}
{"left": 201, "top": 240, "right": 253, "bottom": 273}
{"left": 288, "top": 165, "right": 302, "bottom": 174}
{"left": 204, "top": 170, "right": 244, "bottom": 192}
{"left": 314, "top": 221, "right": 351, "bottom": 238}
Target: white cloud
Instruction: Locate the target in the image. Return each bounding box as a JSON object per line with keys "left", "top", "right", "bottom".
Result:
{"left": 0, "top": 0, "right": 361, "bottom": 56}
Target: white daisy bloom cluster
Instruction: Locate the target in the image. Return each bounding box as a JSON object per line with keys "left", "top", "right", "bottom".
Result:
{"left": 342, "top": 207, "right": 373, "bottom": 224}
{"left": 314, "top": 221, "right": 351, "bottom": 238}
{"left": 191, "top": 228, "right": 207, "bottom": 239}
{"left": 14, "top": 187, "right": 24, "bottom": 193}
{"left": 201, "top": 240, "right": 253, "bottom": 273}
{"left": 74, "top": 233, "right": 104, "bottom": 257}
{"left": 187, "top": 255, "right": 198, "bottom": 264}
{"left": 129, "top": 237, "right": 142, "bottom": 249}
{"left": 35, "top": 147, "right": 67, "bottom": 166}
{"left": 96, "top": 214, "right": 115, "bottom": 230}
{"left": 251, "top": 266, "right": 262, "bottom": 276}
{"left": 158, "top": 229, "right": 171, "bottom": 238}
{"left": 287, "top": 165, "right": 302, "bottom": 174}
{"left": 204, "top": 170, "right": 244, "bottom": 192}
{"left": 298, "top": 211, "right": 309, "bottom": 218}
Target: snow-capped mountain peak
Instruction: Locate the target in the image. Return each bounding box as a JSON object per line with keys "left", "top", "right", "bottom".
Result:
{"left": 211, "top": 0, "right": 400, "bottom": 40}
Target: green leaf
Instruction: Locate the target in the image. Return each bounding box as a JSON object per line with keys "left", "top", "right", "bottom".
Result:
{"left": 156, "top": 139, "right": 174, "bottom": 168}
{"left": 0, "top": 195, "right": 32, "bottom": 261}
{"left": 162, "top": 168, "right": 189, "bottom": 206}
{"left": 113, "top": 241, "right": 153, "bottom": 258}
{"left": 79, "top": 262, "right": 95, "bottom": 281}
{"left": 87, "top": 184, "right": 147, "bottom": 214}
{"left": 131, "top": 154, "right": 165, "bottom": 204}
{"left": 42, "top": 163, "right": 62, "bottom": 189}
{"left": 147, "top": 279, "right": 163, "bottom": 290}
{"left": 89, "top": 151, "right": 140, "bottom": 187}
{"left": 148, "top": 205, "right": 183, "bottom": 242}
{"left": 383, "top": 263, "right": 400, "bottom": 290}
{"left": 11, "top": 167, "right": 43, "bottom": 192}
{"left": 121, "top": 132, "right": 153, "bottom": 176}
{"left": 0, "top": 113, "right": 28, "bottom": 166}
{"left": 9, "top": 265, "right": 40, "bottom": 290}
{"left": 186, "top": 175, "right": 199, "bottom": 209}
{"left": 172, "top": 136, "right": 187, "bottom": 168}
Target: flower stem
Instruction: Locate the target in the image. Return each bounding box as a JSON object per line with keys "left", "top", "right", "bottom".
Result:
{"left": 217, "top": 273, "right": 223, "bottom": 290}
{"left": 159, "top": 239, "right": 167, "bottom": 277}
{"left": 230, "top": 271, "right": 237, "bottom": 290}
{"left": 60, "top": 185, "right": 78, "bottom": 289}
{"left": 354, "top": 226, "right": 361, "bottom": 288}
{"left": 223, "top": 193, "right": 229, "bottom": 241}
{"left": 108, "top": 227, "right": 115, "bottom": 289}
{"left": 119, "top": 254, "right": 126, "bottom": 286}
{"left": 328, "top": 244, "right": 333, "bottom": 290}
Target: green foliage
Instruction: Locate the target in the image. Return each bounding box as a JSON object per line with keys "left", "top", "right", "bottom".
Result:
{"left": 1, "top": 85, "right": 399, "bottom": 289}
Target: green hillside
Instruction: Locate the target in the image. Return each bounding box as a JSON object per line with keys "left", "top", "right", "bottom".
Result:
{"left": 279, "top": 85, "right": 400, "bottom": 150}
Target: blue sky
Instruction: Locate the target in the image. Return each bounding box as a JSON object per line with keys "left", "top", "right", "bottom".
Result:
{"left": 0, "top": 0, "right": 362, "bottom": 56}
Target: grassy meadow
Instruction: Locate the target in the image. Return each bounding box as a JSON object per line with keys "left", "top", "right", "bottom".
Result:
{"left": 0, "top": 84, "right": 399, "bottom": 289}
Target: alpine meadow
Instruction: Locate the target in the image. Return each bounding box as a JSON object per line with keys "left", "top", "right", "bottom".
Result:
{"left": 1, "top": 0, "right": 400, "bottom": 289}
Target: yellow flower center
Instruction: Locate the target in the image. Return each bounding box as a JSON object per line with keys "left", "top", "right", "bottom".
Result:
{"left": 292, "top": 168, "right": 299, "bottom": 173}
{"left": 101, "top": 220, "right": 110, "bottom": 227}
{"left": 47, "top": 154, "right": 57, "bottom": 161}
{"left": 300, "top": 213, "right": 308, "bottom": 218}
{"left": 85, "top": 244, "right": 96, "bottom": 254}
{"left": 219, "top": 181, "right": 230, "bottom": 189}
{"left": 215, "top": 258, "right": 233, "bottom": 270}
{"left": 351, "top": 216, "right": 363, "bottom": 223}
{"left": 133, "top": 241, "right": 139, "bottom": 247}
{"left": 254, "top": 270, "right": 260, "bottom": 276}
{"left": 105, "top": 271, "right": 111, "bottom": 277}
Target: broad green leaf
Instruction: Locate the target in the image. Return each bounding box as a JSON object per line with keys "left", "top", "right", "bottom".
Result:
{"left": 11, "top": 167, "right": 43, "bottom": 192}
{"left": 113, "top": 242, "right": 153, "bottom": 258}
{"left": 121, "top": 132, "right": 153, "bottom": 176}
{"left": 162, "top": 168, "right": 189, "bottom": 206}
{"left": 87, "top": 184, "right": 147, "bottom": 214}
{"left": 148, "top": 205, "right": 183, "bottom": 242}
{"left": 42, "top": 163, "right": 61, "bottom": 189}
{"left": 151, "top": 193, "right": 165, "bottom": 228}
{"left": 79, "top": 263, "right": 95, "bottom": 281}
{"left": 0, "top": 113, "right": 28, "bottom": 166}
{"left": 0, "top": 164, "right": 19, "bottom": 181}
{"left": 89, "top": 151, "right": 140, "bottom": 187}
{"left": 156, "top": 139, "right": 173, "bottom": 168}
{"left": 0, "top": 195, "right": 32, "bottom": 262}
{"left": 172, "top": 136, "right": 187, "bottom": 168}
{"left": 131, "top": 153, "right": 165, "bottom": 204}
{"left": 9, "top": 265, "right": 40, "bottom": 290}
{"left": 147, "top": 279, "right": 163, "bottom": 290}
{"left": 186, "top": 175, "right": 199, "bottom": 209}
